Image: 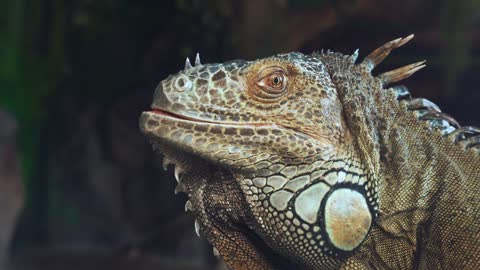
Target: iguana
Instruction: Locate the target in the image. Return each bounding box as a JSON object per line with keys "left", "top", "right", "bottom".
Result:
{"left": 139, "top": 35, "right": 480, "bottom": 269}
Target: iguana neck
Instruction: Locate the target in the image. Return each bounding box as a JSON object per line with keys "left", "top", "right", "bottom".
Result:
{"left": 375, "top": 86, "right": 479, "bottom": 209}
{"left": 322, "top": 52, "right": 480, "bottom": 231}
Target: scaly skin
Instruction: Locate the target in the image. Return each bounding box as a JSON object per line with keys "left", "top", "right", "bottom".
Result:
{"left": 140, "top": 36, "right": 480, "bottom": 269}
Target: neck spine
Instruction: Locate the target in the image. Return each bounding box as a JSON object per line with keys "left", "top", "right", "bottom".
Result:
{"left": 320, "top": 51, "right": 479, "bottom": 215}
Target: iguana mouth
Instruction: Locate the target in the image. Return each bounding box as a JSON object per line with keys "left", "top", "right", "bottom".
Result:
{"left": 149, "top": 108, "right": 278, "bottom": 127}
{"left": 151, "top": 109, "right": 199, "bottom": 122}
{"left": 146, "top": 108, "right": 322, "bottom": 142}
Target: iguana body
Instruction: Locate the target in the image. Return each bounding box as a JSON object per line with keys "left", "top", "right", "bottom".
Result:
{"left": 140, "top": 35, "right": 480, "bottom": 269}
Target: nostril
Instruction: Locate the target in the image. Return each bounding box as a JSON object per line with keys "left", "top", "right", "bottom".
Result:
{"left": 177, "top": 78, "right": 185, "bottom": 87}
{"left": 175, "top": 76, "right": 192, "bottom": 92}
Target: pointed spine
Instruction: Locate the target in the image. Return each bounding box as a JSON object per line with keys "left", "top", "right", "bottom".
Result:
{"left": 378, "top": 60, "right": 426, "bottom": 86}
{"left": 184, "top": 200, "right": 193, "bottom": 212}
{"left": 185, "top": 57, "right": 192, "bottom": 70}
{"left": 162, "top": 156, "right": 173, "bottom": 171}
{"left": 213, "top": 247, "right": 220, "bottom": 258}
{"left": 195, "top": 52, "right": 202, "bottom": 66}
{"left": 174, "top": 165, "right": 183, "bottom": 183}
{"left": 194, "top": 219, "right": 201, "bottom": 237}
{"left": 407, "top": 98, "right": 441, "bottom": 112}
{"left": 349, "top": 49, "right": 359, "bottom": 64}
{"left": 449, "top": 126, "right": 480, "bottom": 143}
{"left": 362, "top": 34, "right": 414, "bottom": 71}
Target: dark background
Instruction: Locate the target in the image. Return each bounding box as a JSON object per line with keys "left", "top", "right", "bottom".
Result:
{"left": 0, "top": 0, "right": 479, "bottom": 269}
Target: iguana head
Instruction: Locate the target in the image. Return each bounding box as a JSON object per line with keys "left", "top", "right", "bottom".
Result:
{"left": 140, "top": 35, "right": 424, "bottom": 268}
{"left": 141, "top": 53, "right": 348, "bottom": 168}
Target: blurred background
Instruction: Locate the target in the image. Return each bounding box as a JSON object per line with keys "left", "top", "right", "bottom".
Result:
{"left": 0, "top": 0, "right": 479, "bottom": 269}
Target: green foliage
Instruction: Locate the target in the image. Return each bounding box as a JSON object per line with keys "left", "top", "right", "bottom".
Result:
{"left": 1, "top": 0, "right": 237, "bottom": 248}
{"left": 0, "top": 0, "right": 63, "bottom": 250}
{"left": 0, "top": 0, "right": 57, "bottom": 209}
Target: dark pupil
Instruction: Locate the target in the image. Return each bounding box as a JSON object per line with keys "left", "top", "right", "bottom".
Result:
{"left": 272, "top": 76, "right": 280, "bottom": 85}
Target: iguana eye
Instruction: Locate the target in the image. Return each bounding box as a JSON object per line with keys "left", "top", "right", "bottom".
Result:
{"left": 253, "top": 67, "right": 288, "bottom": 100}
{"left": 257, "top": 70, "right": 286, "bottom": 92}
{"left": 267, "top": 72, "right": 284, "bottom": 88}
